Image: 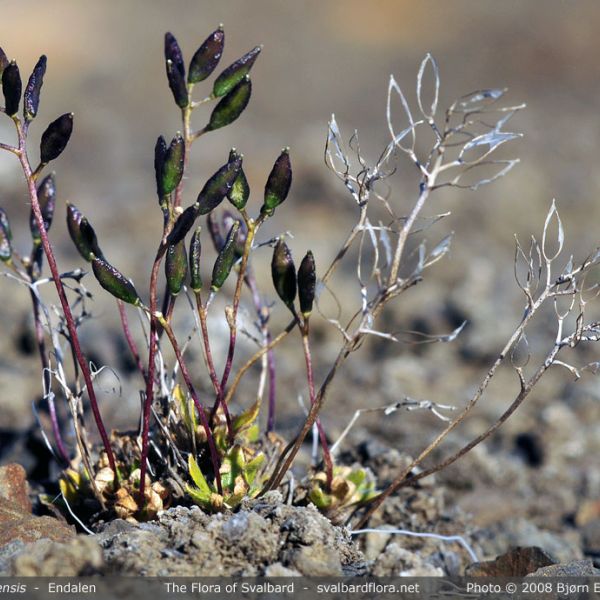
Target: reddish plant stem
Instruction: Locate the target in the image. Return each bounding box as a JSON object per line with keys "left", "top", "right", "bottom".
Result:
{"left": 301, "top": 326, "right": 333, "bottom": 489}
{"left": 117, "top": 300, "right": 146, "bottom": 384}
{"left": 195, "top": 295, "right": 222, "bottom": 397}
{"left": 15, "top": 123, "right": 117, "bottom": 477}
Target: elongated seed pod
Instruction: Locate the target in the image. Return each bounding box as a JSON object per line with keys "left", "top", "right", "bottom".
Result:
{"left": 206, "top": 76, "right": 251, "bottom": 132}
{"left": 165, "top": 33, "right": 188, "bottom": 108}
{"left": 188, "top": 26, "right": 225, "bottom": 84}
{"left": 206, "top": 212, "right": 224, "bottom": 252}
{"left": 154, "top": 135, "right": 167, "bottom": 200}
{"left": 227, "top": 162, "right": 250, "bottom": 210}
{"left": 0, "top": 48, "right": 8, "bottom": 76}
{"left": 66, "top": 204, "right": 103, "bottom": 262}
{"left": 222, "top": 211, "right": 246, "bottom": 258}
{"left": 298, "top": 250, "right": 316, "bottom": 317}
{"left": 196, "top": 154, "right": 242, "bottom": 215}
{"left": 211, "top": 221, "right": 240, "bottom": 291}
{"left": 162, "top": 133, "right": 185, "bottom": 195}
{"left": 189, "top": 226, "right": 203, "bottom": 291}
{"left": 24, "top": 55, "right": 47, "bottom": 121}
{"left": 271, "top": 239, "right": 296, "bottom": 309}
{"left": 40, "top": 113, "right": 73, "bottom": 163}
{"left": 0, "top": 208, "right": 12, "bottom": 262}
{"left": 167, "top": 205, "right": 199, "bottom": 246}
{"left": 92, "top": 256, "right": 141, "bottom": 306}
{"left": 30, "top": 173, "right": 56, "bottom": 241}
{"left": 213, "top": 46, "right": 261, "bottom": 98}
{"left": 2, "top": 61, "right": 21, "bottom": 116}
{"left": 165, "top": 240, "right": 188, "bottom": 296}
{"left": 261, "top": 148, "right": 292, "bottom": 216}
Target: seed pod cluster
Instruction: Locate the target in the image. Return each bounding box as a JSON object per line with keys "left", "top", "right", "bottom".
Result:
{"left": 165, "top": 32, "right": 188, "bottom": 108}
{"left": 2, "top": 61, "right": 21, "bottom": 117}
{"left": 211, "top": 220, "right": 240, "bottom": 291}
{"left": 188, "top": 26, "right": 225, "bottom": 84}
{"left": 261, "top": 149, "right": 292, "bottom": 217}
{"left": 40, "top": 113, "right": 73, "bottom": 163}
{"left": 0, "top": 207, "right": 12, "bottom": 262}
{"left": 30, "top": 173, "right": 56, "bottom": 242}
{"left": 23, "top": 55, "right": 47, "bottom": 121}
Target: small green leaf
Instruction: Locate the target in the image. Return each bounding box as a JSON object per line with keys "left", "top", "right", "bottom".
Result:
{"left": 244, "top": 453, "right": 265, "bottom": 486}
{"left": 23, "top": 55, "right": 46, "bottom": 121}
{"left": 30, "top": 173, "right": 56, "bottom": 242}
{"left": 206, "top": 76, "right": 251, "bottom": 132}
{"left": 213, "top": 46, "right": 261, "bottom": 98}
{"left": 92, "top": 256, "right": 141, "bottom": 306}
{"left": 232, "top": 400, "right": 260, "bottom": 435}
{"left": 185, "top": 484, "right": 211, "bottom": 506}
{"left": 298, "top": 250, "right": 316, "bottom": 317}
{"left": 196, "top": 154, "right": 242, "bottom": 216}
{"left": 188, "top": 26, "right": 225, "bottom": 84}
{"left": 40, "top": 113, "right": 74, "bottom": 163}
{"left": 66, "top": 204, "right": 103, "bottom": 262}
{"left": 161, "top": 133, "right": 185, "bottom": 196}
{"left": 2, "top": 61, "right": 21, "bottom": 117}
{"left": 188, "top": 454, "right": 212, "bottom": 496}
{"left": 308, "top": 485, "right": 332, "bottom": 510}
{"left": 211, "top": 220, "right": 240, "bottom": 291}
{"left": 261, "top": 148, "right": 292, "bottom": 216}
{"left": 189, "top": 226, "right": 203, "bottom": 292}
{"left": 271, "top": 239, "right": 296, "bottom": 310}
{"left": 165, "top": 240, "right": 188, "bottom": 296}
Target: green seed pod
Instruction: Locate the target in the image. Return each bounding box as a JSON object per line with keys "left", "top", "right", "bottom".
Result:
{"left": 92, "top": 256, "right": 141, "bottom": 306}
{"left": 154, "top": 135, "right": 167, "bottom": 200}
{"left": 261, "top": 148, "right": 292, "bottom": 217}
{"left": 30, "top": 173, "right": 56, "bottom": 242}
{"left": 164, "top": 33, "right": 188, "bottom": 108}
{"left": 188, "top": 26, "right": 225, "bottom": 84}
{"left": 222, "top": 211, "right": 245, "bottom": 258}
{"left": 0, "top": 47, "right": 8, "bottom": 76}
{"left": 23, "top": 55, "right": 47, "bottom": 121}
{"left": 0, "top": 208, "right": 12, "bottom": 262}
{"left": 167, "top": 205, "right": 199, "bottom": 246}
{"left": 206, "top": 76, "right": 251, "bottom": 132}
{"left": 40, "top": 113, "right": 74, "bottom": 163}
{"left": 227, "top": 163, "right": 250, "bottom": 210}
{"left": 162, "top": 133, "right": 185, "bottom": 196}
{"left": 66, "top": 204, "right": 103, "bottom": 262}
{"left": 196, "top": 154, "right": 242, "bottom": 215}
{"left": 206, "top": 212, "right": 224, "bottom": 252}
{"left": 0, "top": 207, "right": 12, "bottom": 242}
{"left": 213, "top": 45, "right": 261, "bottom": 98}
{"left": 271, "top": 239, "right": 297, "bottom": 310}
{"left": 298, "top": 250, "right": 316, "bottom": 317}
{"left": 189, "top": 226, "right": 203, "bottom": 292}
{"left": 2, "top": 61, "right": 21, "bottom": 117}
{"left": 211, "top": 221, "right": 240, "bottom": 291}
{"left": 165, "top": 240, "right": 188, "bottom": 296}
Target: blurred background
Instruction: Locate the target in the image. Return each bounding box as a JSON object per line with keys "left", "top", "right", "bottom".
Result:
{"left": 1, "top": 0, "right": 600, "bottom": 534}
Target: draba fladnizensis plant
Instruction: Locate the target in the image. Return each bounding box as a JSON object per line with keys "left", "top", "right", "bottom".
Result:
{"left": 1, "top": 30, "right": 599, "bottom": 528}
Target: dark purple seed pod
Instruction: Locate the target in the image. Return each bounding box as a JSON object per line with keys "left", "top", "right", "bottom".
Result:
{"left": 66, "top": 204, "right": 103, "bottom": 262}
{"left": 0, "top": 207, "right": 12, "bottom": 242}
{"left": 161, "top": 133, "right": 185, "bottom": 195}
{"left": 213, "top": 45, "right": 261, "bottom": 98}
{"left": 92, "top": 256, "right": 141, "bottom": 306}
{"left": 188, "top": 26, "right": 225, "bottom": 84}
{"left": 211, "top": 221, "right": 240, "bottom": 291}
{"left": 30, "top": 173, "right": 56, "bottom": 241}
{"left": 24, "top": 55, "right": 47, "bottom": 121}
{"left": 261, "top": 148, "right": 292, "bottom": 217}
{"left": 222, "top": 211, "right": 246, "bottom": 258}
{"left": 2, "top": 61, "right": 21, "bottom": 117}
{"left": 298, "top": 250, "right": 316, "bottom": 317}
{"left": 40, "top": 113, "right": 73, "bottom": 163}
{"left": 0, "top": 208, "right": 12, "bottom": 262}
{"left": 206, "top": 212, "right": 224, "bottom": 252}
{"left": 165, "top": 240, "right": 188, "bottom": 296}
{"left": 189, "top": 226, "right": 203, "bottom": 292}
{"left": 164, "top": 32, "right": 188, "bottom": 108}
{"left": 196, "top": 153, "right": 243, "bottom": 216}
{"left": 271, "top": 239, "right": 297, "bottom": 310}
{"left": 205, "top": 76, "right": 251, "bottom": 132}
{"left": 0, "top": 47, "right": 8, "bottom": 76}
{"left": 167, "top": 205, "right": 199, "bottom": 246}
{"left": 154, "top": 135, "right": 167, "bottom": 200}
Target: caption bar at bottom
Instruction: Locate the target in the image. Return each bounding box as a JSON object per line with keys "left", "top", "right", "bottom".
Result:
{"left": 1, "top": 577, "right": 600, "bottom": 599}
